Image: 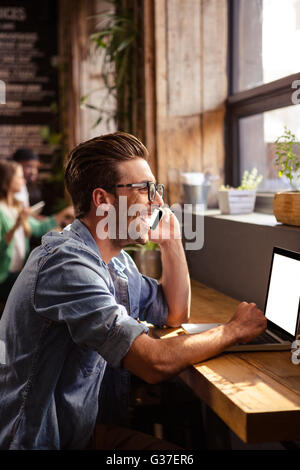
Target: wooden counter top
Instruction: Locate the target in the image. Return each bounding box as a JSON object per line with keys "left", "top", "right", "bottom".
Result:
{"left": 152, "top": 279, "right": 300, "bottom": 443}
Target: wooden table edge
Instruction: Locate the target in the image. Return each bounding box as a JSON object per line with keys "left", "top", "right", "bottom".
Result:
{"left": 152, "top": 326, "right": 300, "bottom": 443}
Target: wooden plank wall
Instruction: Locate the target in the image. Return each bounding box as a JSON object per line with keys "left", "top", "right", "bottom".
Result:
{"left": 153, "top": 0, "right": 228, "bottom": 206}
{"left": 58, "top": 0, "right": 227, "bottom": 208}
{"left": 58, "top": 0, "right": 116, "bottom": 158}
{"left": 58, "top": 0, "right": 83, "bottom": 155}
{"left": 142, "top": 0, "right": 157, "bottom": 175}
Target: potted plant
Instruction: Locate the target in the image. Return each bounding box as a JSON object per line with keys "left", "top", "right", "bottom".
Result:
{"left": 81, "top": 2, "right": 137, "bottom": 132}
{"left": 218, "top": 168, "right": 263, "bottom": 214}
{"left": 273, "top": 127, "right": 300, "bottom": 226}
{"left": 125, "top": 242, "right": 162, "bottom": 280}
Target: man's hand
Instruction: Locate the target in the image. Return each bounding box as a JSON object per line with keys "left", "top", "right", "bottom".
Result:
{"left": 148, "top": 207, "right": 181, "bottom": 245}
{"left": 227, "top": 301, "right": 267, "bottom": 344}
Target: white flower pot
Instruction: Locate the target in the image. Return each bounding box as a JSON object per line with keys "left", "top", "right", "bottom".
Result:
{"left": 218, "top": 189, "right": 257, "bottom": 214}
{"left": 290, "top": 170, "right": 300, "bottom": 191}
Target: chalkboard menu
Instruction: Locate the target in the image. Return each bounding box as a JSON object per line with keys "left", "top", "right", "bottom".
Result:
{"left": 0, "top": 0, "right": 58, "bottom": 169}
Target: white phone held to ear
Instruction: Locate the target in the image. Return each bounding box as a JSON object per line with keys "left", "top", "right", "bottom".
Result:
{"left": 149, "top": 208, "right": 163, "bottom": 230}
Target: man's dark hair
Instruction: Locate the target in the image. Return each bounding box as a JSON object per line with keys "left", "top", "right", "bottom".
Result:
{"left": 65, "top": 132, "right": 149, "bottom": 218}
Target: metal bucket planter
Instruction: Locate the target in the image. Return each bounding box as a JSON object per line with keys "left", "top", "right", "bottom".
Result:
{"left": 183, "top": 183, "right": 211, "bottom": 209}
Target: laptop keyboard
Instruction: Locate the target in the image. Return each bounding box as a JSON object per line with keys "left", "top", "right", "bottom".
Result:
{"left": 245, "top": 331, "right": 280, "bottom": 345}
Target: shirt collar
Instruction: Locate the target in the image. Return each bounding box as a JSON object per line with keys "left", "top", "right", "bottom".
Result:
{"left": 109, "top": 255, "right": 127, "bottom": 273}
{"left": 70, "top": 218, "right": 102, "bottom": 259}
{"left": 70, "top": 218, "right": 126, "bottom": 273}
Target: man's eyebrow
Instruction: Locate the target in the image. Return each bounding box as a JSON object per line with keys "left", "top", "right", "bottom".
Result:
{"left": 120, "top": 179, "right": 156, "bottom": 185}
{"left": 130, "top": 180, "right": 155, "bottom": 185}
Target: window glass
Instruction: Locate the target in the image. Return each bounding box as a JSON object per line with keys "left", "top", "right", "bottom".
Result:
{"left": 239, "top": 104, "right": 300, "bottom": 191}
{"left": 234, "top": 0, "right": 300, "bottom": 92}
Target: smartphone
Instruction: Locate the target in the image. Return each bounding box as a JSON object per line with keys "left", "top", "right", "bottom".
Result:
{"left": 30, "top": 201, "right": 45, "bottom": 215}
{"left": 149, "top": 208, "right": 163, "bottom": 230}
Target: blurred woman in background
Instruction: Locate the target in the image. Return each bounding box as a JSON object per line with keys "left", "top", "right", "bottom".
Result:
{"left": 0, "top": 160, "right": 73, "bottom": 304}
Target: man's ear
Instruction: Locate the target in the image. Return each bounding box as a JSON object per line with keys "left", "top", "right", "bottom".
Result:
{"left": 91, "top": 188, "right": 115, "bottom": 208}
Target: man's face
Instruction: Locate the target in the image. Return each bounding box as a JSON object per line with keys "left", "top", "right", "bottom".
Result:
{"left": 21, "top": 160, "right": 39, "bottom": 184}
{"left": 113, "top": 158, "right": 163, "bottom": 246}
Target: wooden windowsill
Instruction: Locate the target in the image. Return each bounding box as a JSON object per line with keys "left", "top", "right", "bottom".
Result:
{"left": 188, "top": 209, "right": 300, "bottom": 232}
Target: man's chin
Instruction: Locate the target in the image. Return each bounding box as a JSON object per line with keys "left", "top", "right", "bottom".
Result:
{"left": 124, "top": 233, "right": 149, "bottom": 246}
{"left": 131, "top": 235, "right": 149, "bottom": 245}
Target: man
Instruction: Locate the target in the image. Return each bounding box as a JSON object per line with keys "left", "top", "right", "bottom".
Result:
{"left": 12, "top": 147, "right": 42, "bottom": 207}
{"left": 0, "top": 132, "right": 266, "bottom": 450}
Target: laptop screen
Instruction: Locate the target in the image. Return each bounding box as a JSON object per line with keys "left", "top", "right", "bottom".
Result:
{"left": 265, "top": 248, "right": 300, "bottom": 337}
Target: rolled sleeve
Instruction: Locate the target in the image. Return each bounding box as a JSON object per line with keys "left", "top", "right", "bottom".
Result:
{"left": 138, "top": 275, "right": 169, "bottom": 328}
{"left": 98, "top": 306, "right": 148, "bottom": 368}
{"left": 34, "top": 248, "right": 148, "bottom": 369}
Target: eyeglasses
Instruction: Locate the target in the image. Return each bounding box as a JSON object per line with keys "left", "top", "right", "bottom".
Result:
{"left": 116, "top": 182, "right": 164, "bottom": 202}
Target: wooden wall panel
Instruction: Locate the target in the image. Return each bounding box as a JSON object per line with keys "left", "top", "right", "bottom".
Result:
{"left": 59, "top": 0, "right": 116, "bottom": 157}
{"left": 202, "top": 108, "right": 226, "bottom": 206}
{"left": 143, "top": 0, "right": 157, "bottom": 174}
{"left": 160, "top": 116, "right": 203, "bottom": 205}
{"left": 154, "top": 0, "right": 203, "bottom": 205}
{"left": 201, "top": 0, "right": 227, "bottom": 205}
{"left": 59, "top": 0, "right": 228, "bottom": 208}
{"left": 202, "top": 0, "right": 228, "bottom": 112}
{"left": 166, "top": 0, "right": 202, "bottom": 116}
{"left": 153, "top": 0, "right": 227, "bottom": 206}
{"left": 58, "top": 0, "right": 81, "bottom": 154}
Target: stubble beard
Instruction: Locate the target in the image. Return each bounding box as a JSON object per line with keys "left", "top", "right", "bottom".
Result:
{"left": 111, "top": 198, "right": 149, "bottom": 249}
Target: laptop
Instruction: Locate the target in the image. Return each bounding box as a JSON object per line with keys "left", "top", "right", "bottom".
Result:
{"left": 182, "top": 247, "right": 300, "bottom": 352}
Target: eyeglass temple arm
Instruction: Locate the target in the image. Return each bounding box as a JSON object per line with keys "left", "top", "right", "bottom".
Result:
{"left": 116, "top": 183, "right": 148, "bottom": 188}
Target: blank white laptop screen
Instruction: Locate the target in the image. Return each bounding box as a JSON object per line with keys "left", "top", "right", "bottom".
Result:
{"left": 265, "top": 253, "right": 300, "bottom": 336}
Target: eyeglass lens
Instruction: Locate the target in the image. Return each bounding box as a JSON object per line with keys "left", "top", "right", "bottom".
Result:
{"left": 149, "top": 183, "right": 164, "bottom": 201}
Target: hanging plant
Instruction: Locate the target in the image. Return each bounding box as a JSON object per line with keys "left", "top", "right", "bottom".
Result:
{"left": 81, "top": 1, "right": 137, "bottom": 131}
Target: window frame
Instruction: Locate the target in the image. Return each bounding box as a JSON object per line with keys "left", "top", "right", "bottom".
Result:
{"left": 225, "top": 0, "right": 300, "bottom": 189}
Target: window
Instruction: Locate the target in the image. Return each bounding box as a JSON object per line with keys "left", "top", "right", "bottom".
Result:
{"left": 226, "top": 0, "right": 300, "bottom": 196}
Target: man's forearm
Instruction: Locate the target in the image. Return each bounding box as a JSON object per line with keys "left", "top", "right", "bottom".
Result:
{"left": 123, "top": 322, "right": 240, "bottom": 384}
{"left": 160, "top": 239, "right": 191, "bottom": 327}
{"left": 123, "top": 302, "right": 267, "bottom": 385}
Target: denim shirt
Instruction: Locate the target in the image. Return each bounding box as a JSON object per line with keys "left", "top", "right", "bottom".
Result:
{"left": 0, "top": 219, "right": 168, "bottom": 449}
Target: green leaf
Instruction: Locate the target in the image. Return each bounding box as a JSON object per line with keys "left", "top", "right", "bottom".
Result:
{"left": 84, "top": 104, "right": 101, "bottom": 111}
{"left": 93, "top": 38, "right": 107, "bottom": 48}
{"left": 116, "top": 36, "right": 134, "bottom": 53}
{"left": 92, "top": 116, "right": 103, "bottom": 128}
{"left": 40, "top": 125, "right": 50, "bottom": 140}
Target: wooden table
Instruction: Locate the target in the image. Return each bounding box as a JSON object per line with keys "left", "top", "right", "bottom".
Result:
{"left": 153, "top": 279, "right": 300, "bottom": 444}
